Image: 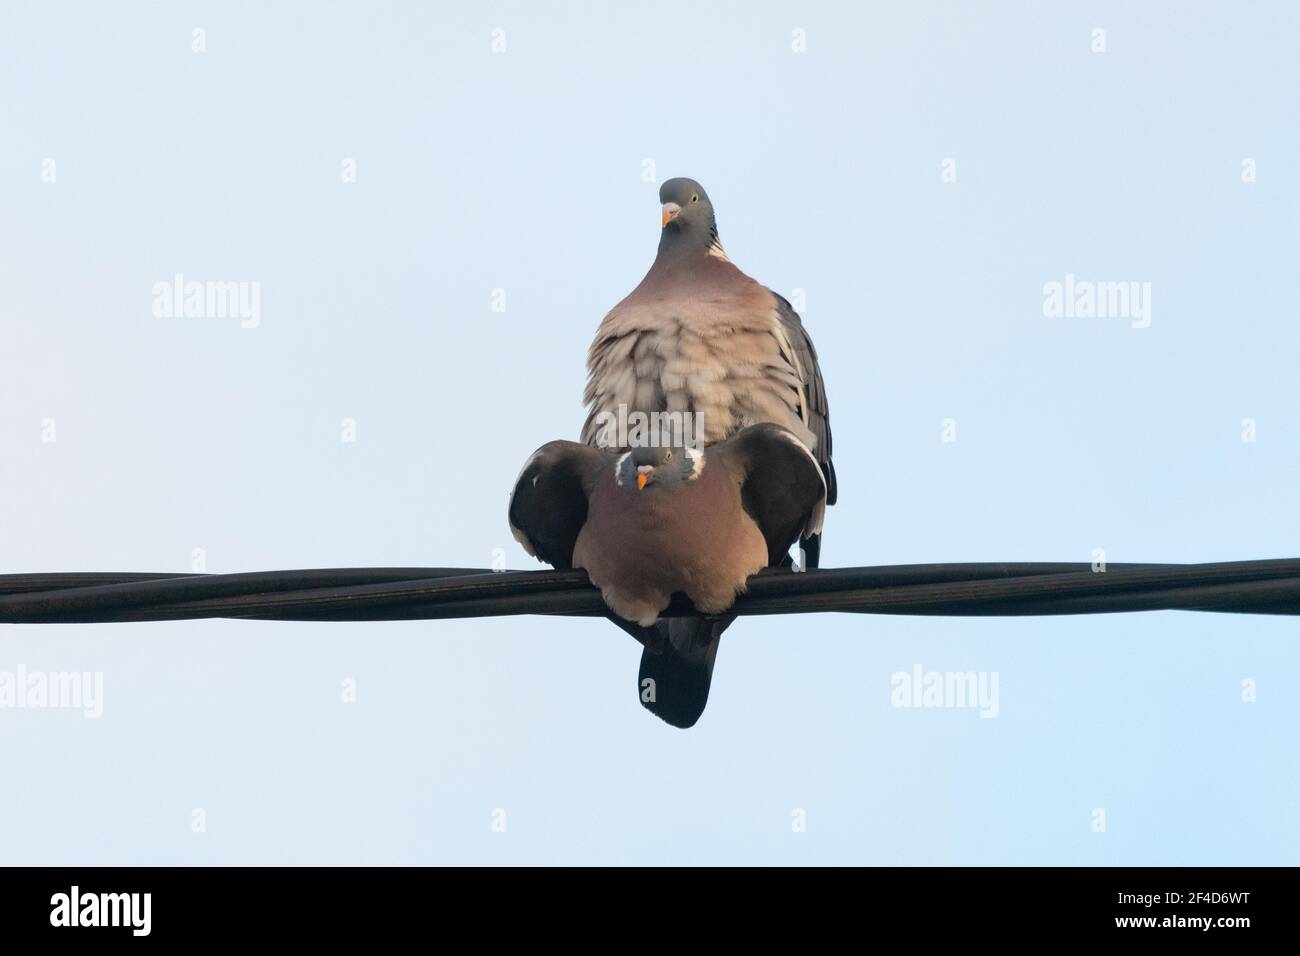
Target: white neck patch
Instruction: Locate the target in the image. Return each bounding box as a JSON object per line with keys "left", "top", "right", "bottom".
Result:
{"left": 614, "top": 450, "right": 632, "bottom": 486}
{"left": 684, "top": 445, "right": 705, "bottom": 479}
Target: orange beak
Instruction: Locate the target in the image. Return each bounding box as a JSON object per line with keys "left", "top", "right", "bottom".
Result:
{"left": 661, "top": 202, "right": 681, "bottom": 227}
{"left": 636, "top": 473, "right": 649, "bottom": 490}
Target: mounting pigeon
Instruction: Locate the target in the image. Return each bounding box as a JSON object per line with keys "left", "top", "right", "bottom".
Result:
{"left": 580, "top": 176, "right": 836, "bottom": 566}
{"left": 571, "top": 177, "right": 837, "bottom": 727}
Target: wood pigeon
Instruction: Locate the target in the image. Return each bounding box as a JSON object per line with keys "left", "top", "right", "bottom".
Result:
{"left": 580, "top": 177, "right": 836, "bottom": 568}
{"left": 509, "top": 424, "right": 826, "bottom": 728}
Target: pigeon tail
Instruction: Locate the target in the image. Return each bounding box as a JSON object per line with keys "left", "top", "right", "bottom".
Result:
{"left": 637, "top": 614, "right": 732, "bottom": 728}
{"left": 800, "top": 533, "right": 822, "bottom": 570}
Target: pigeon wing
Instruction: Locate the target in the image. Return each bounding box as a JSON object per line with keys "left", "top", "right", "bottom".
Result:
{"left": 508, "top": 441, "right": 607, "bottom": 569}
{"left": 713, "top": 423, "right": 828, "bottom": 567}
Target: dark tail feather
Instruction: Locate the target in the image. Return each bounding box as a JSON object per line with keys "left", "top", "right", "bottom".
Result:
{"left": 637, "top": 615, "right": 733, "bottom": 728}
{"left": 800, "top": 534, "right": 822, "bottom": 570}
{"left": 618, "top": 538, "right": 815, "bottom": 727}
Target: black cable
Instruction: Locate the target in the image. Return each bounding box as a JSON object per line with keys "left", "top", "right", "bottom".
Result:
{"left": 1, "top": 559, "right": 1298, "bottom": 624}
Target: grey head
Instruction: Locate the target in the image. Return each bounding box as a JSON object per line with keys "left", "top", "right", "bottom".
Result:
{"left": 617, "top": 442, "right": 704, "bottom": 492}
{"left": 657, "top": 177, "right": 720, "bottom": 256}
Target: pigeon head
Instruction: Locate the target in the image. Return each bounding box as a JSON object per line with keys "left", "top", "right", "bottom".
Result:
{"left": 657, "top": 177, "right": 720, "bottom": 254}
{"left": 618, "top": 442, "right": 703, "bottom": 491}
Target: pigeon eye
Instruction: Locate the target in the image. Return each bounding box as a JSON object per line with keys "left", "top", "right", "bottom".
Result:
{"left": 690, "top": 194, "right": 699, "bottom": 204}
{"left": 664, "top": 450, "right": 673, "bottom": 461}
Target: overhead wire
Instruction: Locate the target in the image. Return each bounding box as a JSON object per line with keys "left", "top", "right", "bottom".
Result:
{"left": 2, "top": 558, "right": 1298, "bottom": 625}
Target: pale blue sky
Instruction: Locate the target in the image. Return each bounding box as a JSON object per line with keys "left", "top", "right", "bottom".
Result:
{"left": 1, "top": 1, "right": 1297, "bottom": 864}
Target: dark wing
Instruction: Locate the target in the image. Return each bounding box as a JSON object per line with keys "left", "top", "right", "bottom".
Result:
{"left": 714, "top": 423, "right": 827, "bottom": 567}
{"left": 771, "top": 292, "right": 837, "bottom": 506}
{"left": 508, "top": 441, "right": 608, "bottom": 569}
